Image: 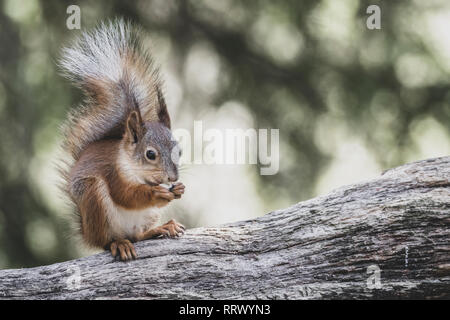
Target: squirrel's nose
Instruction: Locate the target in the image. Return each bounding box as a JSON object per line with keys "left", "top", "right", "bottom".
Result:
{"left": 166, "top": 163, "right": 179, "bottom": 182}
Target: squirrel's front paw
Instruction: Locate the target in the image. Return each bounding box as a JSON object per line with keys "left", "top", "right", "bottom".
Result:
{"left": 152, "top": 185, "right": 176, "bottom": 203}
{"left": 110, "top": 239, "right": 137, "bottom": 261}
{"left": 170, "top": 182, "right": 185, "bottom": 199}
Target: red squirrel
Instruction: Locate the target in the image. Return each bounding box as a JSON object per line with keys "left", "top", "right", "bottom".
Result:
{"left": 59, "top": 20, "right": 185, "bottom": 261}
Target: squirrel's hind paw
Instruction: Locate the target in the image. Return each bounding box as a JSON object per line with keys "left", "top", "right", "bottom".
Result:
{"left": 141, "top": 219, "right": 185, "bottom": 239}
{"left": 110, "top": 239, "right": 137, "bottom": 261}
{"left": 156, "top": 219, "right": 185, "bottom": 238}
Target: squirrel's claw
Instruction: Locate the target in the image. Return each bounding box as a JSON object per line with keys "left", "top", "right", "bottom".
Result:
{"left": 158, "top": 219, "right": 185, "bottom": 238}
{"left": 136, "top": 219, "right": 186, "bottom": 241}
{"left": 110, "top": 239, "right": 137, "bottom": 261}
{"left": 152, "top": 186, "right": 176, "bottom": 202}
{"left": 171, "top": 182, "right": 185, "bottom": 199}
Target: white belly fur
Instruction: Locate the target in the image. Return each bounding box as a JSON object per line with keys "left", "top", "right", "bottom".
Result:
{"left": 99, "top": 179, "right": 162, "bottom": 239}
{"left": 109, "top": 206, "right": 162, "bottom": 239}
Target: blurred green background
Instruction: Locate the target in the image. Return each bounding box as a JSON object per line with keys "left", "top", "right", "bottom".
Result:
{"left": 0, "top": 0, "right": 449, "bottom": 269}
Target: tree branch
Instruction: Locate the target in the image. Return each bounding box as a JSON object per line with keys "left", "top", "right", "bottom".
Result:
{"left": 0, "top": 157, "right": 449, "bottom": 299}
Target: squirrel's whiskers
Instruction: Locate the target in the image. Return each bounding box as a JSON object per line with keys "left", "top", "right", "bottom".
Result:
{"left": 59, "top": 19, "right": 186, "bottom": 262}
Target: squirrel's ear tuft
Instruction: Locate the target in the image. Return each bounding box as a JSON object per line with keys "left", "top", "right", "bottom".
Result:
{"left": 125, "top": 110, "right": 143, "bottom": 144}
{"left": 156, "top": 86, "right": 171, "bottom": 129}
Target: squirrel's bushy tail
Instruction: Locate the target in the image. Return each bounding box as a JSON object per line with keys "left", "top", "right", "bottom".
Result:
{"left": 59, "top": 19, "right": 166, "bottom": 161}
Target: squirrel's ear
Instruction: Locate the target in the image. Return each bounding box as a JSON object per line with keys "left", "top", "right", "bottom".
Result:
{"left": 156, "top": 86, "right": 171, "bottom": 129}
{"left": 125, "top": 110, "right": 143, "bottom": 144}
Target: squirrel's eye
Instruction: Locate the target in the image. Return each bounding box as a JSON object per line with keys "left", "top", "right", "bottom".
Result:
{"left": 179, "top": 149, "right": 182, "bottom": 157}
{"left": 146, "top": 149, "right": 156, "bottom": 161}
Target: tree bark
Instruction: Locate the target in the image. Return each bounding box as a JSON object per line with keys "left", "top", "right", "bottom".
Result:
{"left": 0, "top": 157, "right": 449, "bottom": 299}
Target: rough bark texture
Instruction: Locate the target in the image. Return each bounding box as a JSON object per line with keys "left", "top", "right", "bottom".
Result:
{"left": 0, "top": 157, "right": 449, "bottom": 299}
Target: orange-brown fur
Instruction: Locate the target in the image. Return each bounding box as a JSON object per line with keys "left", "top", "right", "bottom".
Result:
{"left": 78, "top": 178, "right": 110, "bottom": 248}
{"left": 68, "top": 118, "right": 185, "bottom": 259}
{"left": 60, "top": 20, "right": 185, "bottom": 261}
